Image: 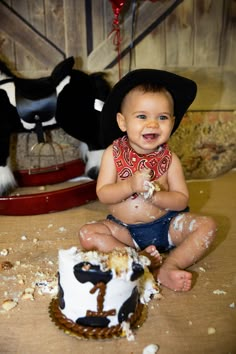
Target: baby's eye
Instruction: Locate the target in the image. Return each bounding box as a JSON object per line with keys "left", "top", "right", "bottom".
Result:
{"left": 159, "top": 115, "right": 170, "bottom": 120}
{"left": 137, "top": 114, "right": 146, "bottom": 119}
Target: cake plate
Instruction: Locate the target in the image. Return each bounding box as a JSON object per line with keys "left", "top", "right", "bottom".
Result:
{"left": 49, "top": 297, "right": 147, "bottom": 340}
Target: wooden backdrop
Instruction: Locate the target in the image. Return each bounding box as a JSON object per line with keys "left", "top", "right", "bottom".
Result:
{"left": 0, "top": 0, "right": 235, "bottom": 110}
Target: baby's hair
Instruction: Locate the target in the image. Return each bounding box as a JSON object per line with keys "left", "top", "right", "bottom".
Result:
{"left": 120, "top": 83, "right": 174, "bottom": 113}
{"left": 134, "top": 82, "right": 170, "bottom": 94}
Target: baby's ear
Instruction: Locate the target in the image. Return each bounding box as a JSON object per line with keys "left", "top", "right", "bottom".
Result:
{"left": 116, "top": 112, "right": 127, "bottom": 132}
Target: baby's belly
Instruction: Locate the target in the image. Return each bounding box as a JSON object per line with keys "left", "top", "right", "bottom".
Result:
{"left": 108, "top": 195, "right": 167, "bottom": 224}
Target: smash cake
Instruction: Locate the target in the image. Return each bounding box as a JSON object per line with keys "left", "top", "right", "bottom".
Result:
{"left": 50, "top": 246, "right": 159, "bottom": 339}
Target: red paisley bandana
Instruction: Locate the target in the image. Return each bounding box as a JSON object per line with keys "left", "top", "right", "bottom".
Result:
{"left": 113, "top": 135, "right": 172, "bottom": 181}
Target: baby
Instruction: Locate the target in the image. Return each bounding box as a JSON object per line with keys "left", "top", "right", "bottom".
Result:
{"left": 79, "top": 69, "right": 217, "bottom": 292}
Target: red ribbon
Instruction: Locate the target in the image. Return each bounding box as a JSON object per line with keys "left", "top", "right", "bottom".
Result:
{"left": 109, "top": 0, "right": 159, "bottom": 78}
{"left": 109, "top": 0, "right": 125, "bottom": 79}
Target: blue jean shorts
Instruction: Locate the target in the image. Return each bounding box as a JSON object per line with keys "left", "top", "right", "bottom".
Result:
{"left": 107, "top": 207, "right": 189, "bottom": 253}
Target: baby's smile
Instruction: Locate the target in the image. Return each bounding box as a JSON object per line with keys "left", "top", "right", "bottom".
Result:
{"left": 142, "top": 133, "right": 159, "bottom": 140}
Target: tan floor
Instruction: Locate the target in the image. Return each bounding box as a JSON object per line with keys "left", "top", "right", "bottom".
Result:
{"left": 0, "top": 170, "right": 235, "bottom": 354}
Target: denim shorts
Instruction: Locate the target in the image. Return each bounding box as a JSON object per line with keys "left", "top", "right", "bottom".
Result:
{"left": 107, "top": 207, "right": 189, "bottom": 253}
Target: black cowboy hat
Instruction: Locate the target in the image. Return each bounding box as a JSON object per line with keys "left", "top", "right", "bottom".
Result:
{"left": 100, "top": 69, "right": 197, "bottom": 147}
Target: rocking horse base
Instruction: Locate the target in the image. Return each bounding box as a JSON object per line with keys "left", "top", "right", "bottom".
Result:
{"left": 0, "top": 159, "right": 97, "bottom": 215}
{"left": 0, "top": 180, "right": 97, "bottom": 216}
{"left": 14, "top": 158, "right": 85, "bottom": 187}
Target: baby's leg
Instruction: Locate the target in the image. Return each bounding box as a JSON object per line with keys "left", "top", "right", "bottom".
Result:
{"left": 79, "top": 221, "right": 162, "bottom": 269}
{"left": 155, "top": 213, "right": 217, "bottom": 292}
{"left": 79, "top": 219, "right": 135, "bottom": 252}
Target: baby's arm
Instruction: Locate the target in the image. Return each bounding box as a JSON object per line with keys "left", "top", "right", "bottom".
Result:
{"left": 96, "top": 145, "right": 151, "bottom": 204}
{"left": 150, "top": 152, "right": 189, "bottom": 211}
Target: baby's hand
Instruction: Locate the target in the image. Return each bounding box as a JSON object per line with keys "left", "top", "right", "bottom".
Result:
{"left": 129, "top": 168, "right": 151, "bottom": 194}
{"left": 142, "top": 181, "right": 155, "bottom": 199}
{"left": 141, "top": 180, "right": 162, "bottom": 199}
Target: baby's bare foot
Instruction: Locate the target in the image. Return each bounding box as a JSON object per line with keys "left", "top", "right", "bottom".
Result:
{"left": 156, "top": 267, "right": 192, "bottom": 292}
{"left": 140, "top": 245, "right": 162, "bottom": 270}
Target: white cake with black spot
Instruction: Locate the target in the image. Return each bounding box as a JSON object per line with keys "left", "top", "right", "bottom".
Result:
{"left": 53, "top": 246, "right": 158, "bottom": 339}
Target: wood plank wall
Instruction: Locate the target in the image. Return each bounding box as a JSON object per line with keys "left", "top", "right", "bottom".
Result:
{"left": 0, "top": 0, "right": 235, "bottom": 110}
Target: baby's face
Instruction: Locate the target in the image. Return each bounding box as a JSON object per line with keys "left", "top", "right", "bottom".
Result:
{"left": 117, "top": 88, "right": 175, "bottom": 154}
